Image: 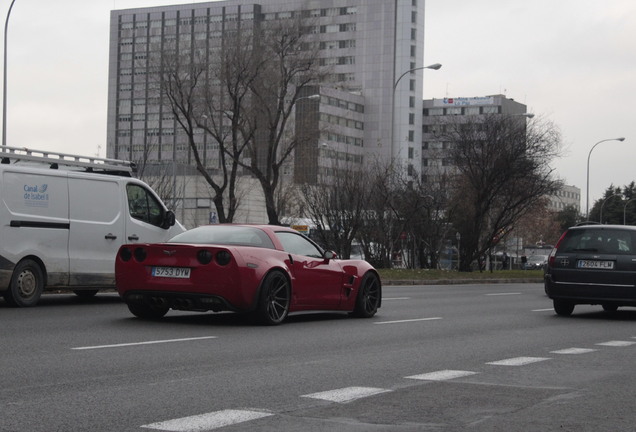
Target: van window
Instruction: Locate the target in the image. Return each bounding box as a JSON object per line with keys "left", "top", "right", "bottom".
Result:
{"left": 126, "top": 184, "right": 163, "bottom": 227}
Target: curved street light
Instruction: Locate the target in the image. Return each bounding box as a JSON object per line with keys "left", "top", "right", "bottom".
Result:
{"left": 3, "top": 0, "right": 17, "bottom": 147}
{"left": 393, "top": 63, "right": 442, "bottom": 90}
{"left": 623, "top": 198, "right": 636, "bottom": 225}
{"left": 586, "top": 137, "right": 626, "bottom": 220}
{"left": 599, "top": 193, "right": 623, "bottom": 224}
{"left": 391, "top": 63, "right": 441, "bottom": 167}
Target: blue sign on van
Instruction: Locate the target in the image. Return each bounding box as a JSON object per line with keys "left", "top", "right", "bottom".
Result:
{"left": 24, "top": 184, "right": 50, "bottom": 208}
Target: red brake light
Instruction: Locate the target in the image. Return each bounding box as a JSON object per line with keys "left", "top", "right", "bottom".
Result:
{"left": 548, "top": 230, "right": 568, "bottom": 267}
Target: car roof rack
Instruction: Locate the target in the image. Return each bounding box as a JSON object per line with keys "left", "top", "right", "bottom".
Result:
{"left": 0, "top": 146, "right": 135, "bottom": 176}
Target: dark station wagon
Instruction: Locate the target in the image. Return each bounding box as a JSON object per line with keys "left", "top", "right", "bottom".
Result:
{"left": 545, "top": 224, "right": 636, "bottom": 316}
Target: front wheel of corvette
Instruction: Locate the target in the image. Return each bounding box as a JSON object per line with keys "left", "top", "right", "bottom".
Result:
{"left": 352, "top": 272, "right": 381, "bottom": 318}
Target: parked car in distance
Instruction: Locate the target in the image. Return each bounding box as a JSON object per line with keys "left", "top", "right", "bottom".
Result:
{"left": 115, "top": 225, "right": 381, "bottom": 325}
{"left": 545, "top": 224, "right": 636, "bottom": 316}
{"left": 524, "top": 254, "right": 547, "bottom": 270}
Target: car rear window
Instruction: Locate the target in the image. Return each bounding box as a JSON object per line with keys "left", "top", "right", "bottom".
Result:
{"left": 559, "top": 228, "right": 636, "bottom": 254}
{"left": 168, "top": 226, "right": 275, "bottom": 249}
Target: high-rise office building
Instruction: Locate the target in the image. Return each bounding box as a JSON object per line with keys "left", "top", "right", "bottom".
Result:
{"left": 107, "top": 0, "right": 427, "bottom": 184}
{"left": 421, "top": 95, "right": 529, "bottom": 182}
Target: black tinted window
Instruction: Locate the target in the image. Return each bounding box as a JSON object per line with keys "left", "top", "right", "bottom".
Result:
{"left": 560, "top": 228, "right": 636, "bottom": 254}
{"left": 169, "top": 226, "right": 275, "bottom": 249}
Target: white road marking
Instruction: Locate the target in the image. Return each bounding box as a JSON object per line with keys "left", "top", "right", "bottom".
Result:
{"left": 596, "top": 340, "right": 636, "bottom": 347}
{"left": 406, "top": 370, "right": 478, "bottom": 381}
{"left": 485, "top": 292, "right": 521, "bottom": 296}
{"left": 383, "top": 297, "right": 410, "bottom": 300}
{"left": 486, "top": 357, "right": 550, "bottom": 366}
{"left": 301, "top": 387, "right": 391, "bottom": 403}
{"left": 374, "top": 317, "right": 442, "bottom": 325}
{"left": 141, "top": 409, "right": 273, "bottom": 431}
{"left": 550, "top": 348, "right": 598, "bottom": 355}
{"left": 71, "top": 336, "right": 218, "bottom": 351}
{"left": 532, "top": 308, "right": 554, "bottom": 312}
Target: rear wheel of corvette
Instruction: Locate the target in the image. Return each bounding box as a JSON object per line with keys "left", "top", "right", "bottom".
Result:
{"left": 127, "top": 302, "right": 169, "bottom": 320}
{"left": 352, "top": 272, "right": 381, "bottom": 318}
{"left": 255, "top": 270, "right": 290, "bottom": 325}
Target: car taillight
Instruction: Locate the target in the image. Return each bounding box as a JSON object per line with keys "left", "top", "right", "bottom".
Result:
{"left": 197, "top": 249, "right": 213, "bottom": 265}
{"left": 548, "top": 230, "right": 568, "bottom": 267}
{"left": 134, "top": 247, "right": 147, "bottom": 262}
{"left": 216, "top": 250, "right": 232, "bottom": 266}
{"left": 120, "top": 247, "right": 132, "bottom": 262}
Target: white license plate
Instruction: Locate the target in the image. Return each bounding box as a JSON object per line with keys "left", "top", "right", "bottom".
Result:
{"left": 577, "top": 260, "right": 614, "bottom": 269}
{"left": 152, "top": 267, "right": 191, "bottom": 278}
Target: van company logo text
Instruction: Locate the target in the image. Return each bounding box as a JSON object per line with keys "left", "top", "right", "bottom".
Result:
{"left": 23, "top": 184, "right": 50, "bottom": 207}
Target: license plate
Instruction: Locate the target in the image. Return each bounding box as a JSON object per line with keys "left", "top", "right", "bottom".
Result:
{"left": 152, "top": 267, "right": 191, "bottom": 278}
{"left": 576, "top": 260, "right": 614, "bottom": 269}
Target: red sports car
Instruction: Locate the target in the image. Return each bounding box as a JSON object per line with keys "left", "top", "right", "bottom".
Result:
{"left": 115, "top": 225, "right": 381, "bottom": 325}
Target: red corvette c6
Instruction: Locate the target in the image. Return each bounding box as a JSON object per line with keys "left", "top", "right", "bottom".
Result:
{"left": 115, "top": 224, "right": 381, "bottom": 325}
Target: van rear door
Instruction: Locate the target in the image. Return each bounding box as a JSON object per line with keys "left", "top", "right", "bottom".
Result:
{"left": 0, "top": 168, "right": 70, "bottom": 286}
{"left": 68, "top": 175, "right": 124, "bottom": 286}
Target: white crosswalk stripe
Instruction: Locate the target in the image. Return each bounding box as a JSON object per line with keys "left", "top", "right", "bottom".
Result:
{"left": 406, "top": 370, "right": 478, "bottom": 381}
{"left": 301, "top": 386, "right": 391, "bottom": 403}
{"left": 141, "top": 409, "right": 273, "bottom": 431}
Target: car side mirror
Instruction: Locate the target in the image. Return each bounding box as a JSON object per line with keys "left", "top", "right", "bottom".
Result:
{"left": 324, "top": 250, "right": 337, "bottom": 261}
{"left": 162, "top": 210, "right": 176, "bottom": 229}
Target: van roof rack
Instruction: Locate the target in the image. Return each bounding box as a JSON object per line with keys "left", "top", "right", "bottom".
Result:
{"left": 0, "top": 146, "right": 135, "bottom": 175}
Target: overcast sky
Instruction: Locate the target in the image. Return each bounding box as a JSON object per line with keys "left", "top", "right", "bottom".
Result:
{"left": 1, "top": 0, "right": 634, "bottom": 207}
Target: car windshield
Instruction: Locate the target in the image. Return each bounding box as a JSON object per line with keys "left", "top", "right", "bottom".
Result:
{"left": 528, "top": 255, "right": 546, "bottom": 263}
{"left": 168, "top": 226, "right": 275, "bottom": 249}
{"left": 560, "top": 228, "right": 636, "bottom": 255}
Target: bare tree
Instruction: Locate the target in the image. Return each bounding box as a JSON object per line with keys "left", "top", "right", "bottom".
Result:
{"left": 157, "top": 34, "right": 254, "bottom": 223}
{"left": 239, "top": 18, "right": 324, "bottom": 225}
{"left": 300, "top": 161, "right": 372, "bottom": 259}
{"left": 439, "top": 114, "right": 563, "bottom": 271}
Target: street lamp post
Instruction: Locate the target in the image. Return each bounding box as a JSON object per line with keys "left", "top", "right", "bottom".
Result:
{"left": 586, "top": 137, "right": 626, "bottom": 220}
{"left": 623, "top": 198, "right": 636, "bottom": 225}
{"left": 391, "top": 63, "right": 441, "bottom": 165}
{"left": 3, "top": 0, "right": 17, "bottom": 147}
{"left": 455, "top": 232, "right": 461, "bottom": 271}
{"left": 599, "top": 193, "right": 623, "bottom": 224}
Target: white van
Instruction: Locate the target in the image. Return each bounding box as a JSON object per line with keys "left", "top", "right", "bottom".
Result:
{"left": 0, "top": 146, "right": 185, "bottom": 307}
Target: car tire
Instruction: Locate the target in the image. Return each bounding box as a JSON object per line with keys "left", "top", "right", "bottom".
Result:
{"left": 351, "top": 272, "right": 381, "bottom": 318}
{"left": 127, "top": 302, "right": 169, "bottom": 320}
{"left": 74, "top": 290, "right": 99, "bottom": 298}
{"left": 4, "top": 259, "right": 44, "bottom": 308}
{"left": 553, "top": 299, "right": 574, "bottom": 316}
{"left": 255, "top": 270, "right": 290, "bottom": 325}
{"left": 602, "top": 304, "right": 619, "bottom": 312}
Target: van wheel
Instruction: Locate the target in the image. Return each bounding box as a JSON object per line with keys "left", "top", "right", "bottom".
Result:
{"left": 5, "top": 260, "right": 44, "bottom": 307}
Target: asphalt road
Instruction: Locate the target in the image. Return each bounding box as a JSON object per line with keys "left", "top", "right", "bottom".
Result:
{"left": 2, "top": 283, "right": 636, "bottom": 432}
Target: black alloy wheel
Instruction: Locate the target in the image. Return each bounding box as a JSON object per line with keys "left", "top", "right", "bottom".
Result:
{"left": 352, "top": 272, "right": 381, "bottom": 318}
{"left": 256, "top": 271, "right": 290, "bottom": 325}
